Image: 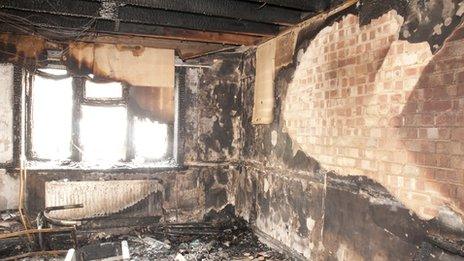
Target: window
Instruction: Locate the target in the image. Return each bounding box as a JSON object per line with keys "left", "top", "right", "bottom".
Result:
{"left": 80, "top": 105, "right": 127, "bottom": 162}
{"left": 31, "top": 69, "right": 73, "bottom": 160}
{"left": 28, "top": 69, "right": 175, "bottom": 168}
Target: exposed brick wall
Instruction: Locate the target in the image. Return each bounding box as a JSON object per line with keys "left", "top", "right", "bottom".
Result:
{"left": 283, "top": 10, "right": 464, "bottom": 219}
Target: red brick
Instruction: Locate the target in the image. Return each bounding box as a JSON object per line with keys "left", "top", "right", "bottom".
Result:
{"left": 423, "top": 100, "right": 452, "bottom": 112}
{"left": 449, "top": 26, "right": 464, "bottom": 41}
{"left": 436, "top": 141, "right": 463, "bottom": 155}
{"left": 405, "top": 67, "right": 418, "bottom": 76}
{"left": 435, "top": 113, "right": 456, "bottom": 126}
{"left": 424, "top": 87, "right": 449, "bottom": 100}
{"left": 283, "top": 12, "right": 464, "bottom": 219}
{"left": 450, "top": 156, "right": 464, "bottom": 169}
{"left": 458, "top": 71, "right": 464, "bottom": 83}
{"left": 451, "top": 128, "right": 464, "bottom": 140}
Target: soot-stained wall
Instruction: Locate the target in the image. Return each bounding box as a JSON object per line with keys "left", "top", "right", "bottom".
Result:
{"left": 182, "top": 53, "right": 243, "bottom": 163}
{"left": 27, "top": 166, "right": 238, "bottom": 222}
{"left": 284, "top": 7, "right": 464, "bottom": 221}
{"left": 0, "top": 63, "right": 17, "bottom": 210}
{"left": 1, "top": 1, "right": 464, "bottom": 259}
{"left": 0, "top": 53, "right": 242, "bottom": 223}
{"left": 237, "top": 0, "right": 464, "bottom": 259}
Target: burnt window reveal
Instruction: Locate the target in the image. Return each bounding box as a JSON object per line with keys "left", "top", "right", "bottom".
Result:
{"left": 28, "top": 68, "right": 176, "bottom": 168}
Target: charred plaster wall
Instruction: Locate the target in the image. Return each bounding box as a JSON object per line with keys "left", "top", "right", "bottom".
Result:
{"left": 284, "top": 4, "right": 464, "bottom": 221}
{"left": 24, "top": 53, "right": 243, "bottom": 221}
{"left": 0, "top": 169, "right": 18, "bottom": 210}
{"left": 27, "top": 166, "right": 238, "bottom": 222}
{"left": 182, "top": 53, "right": 243, "bottom": 163}
{"left": 0, "top": 63, "right": 17, "bottom": 210}
{"left": 236, "top": 0, "right": 464, "bottom": 259}
{"left": 0, "top": 63, "right": 14, "bottom": 164}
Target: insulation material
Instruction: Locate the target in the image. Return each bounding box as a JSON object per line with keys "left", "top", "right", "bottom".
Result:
{"left": 252, "top": 39, "right": 276, "bottom": 124}
{"left": 45, "top": 180, "right": 163, "bottom": 219}
{"left": 68, "top": 43, "right": 175, "bottom": 88}
{"left": 130, "top": 86, "right": 175, "bottom": 124}
{"left": 275, "top": 30, "right": 299, "bottom": 69}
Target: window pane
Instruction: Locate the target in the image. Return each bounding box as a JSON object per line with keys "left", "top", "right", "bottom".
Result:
{"left": 32, "top": 69, "right": 72, "bottom": 160}
{"left": 80, "top": 106, "right": 127, "bottom": 162}
{"left": 133, "top": 118, "right": 168, "bottom": 161}
{"left": 85, "top": 81, "right": 123, "bottom": 99}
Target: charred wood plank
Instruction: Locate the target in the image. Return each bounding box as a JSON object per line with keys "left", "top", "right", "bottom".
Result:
{"left": 0, "top": 10, "right": 262, "bottom": 45}
{"left": 118, "top": 6, "right": 280, "bottom": 36}
{"left": 97, "top": 0, "right": 307, "bottom": 26}
{"left": 116, "top": 23, "right": 262, "bottom": 45}
{"left": 1, "top": 250, "right": 68, "bottom": 261}
{"left": 0, "top": 227, "right": 75, "bottom": 240}
{"left": 1, "top": 0, "right": 280, "bottom": 36}
{"left": 231, "top": 0, "right": 331, "bottom": 12}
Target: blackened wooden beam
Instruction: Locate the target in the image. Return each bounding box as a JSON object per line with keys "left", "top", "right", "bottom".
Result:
{"left": 232, "top": 0, "right": 330, "bottom": 12}
{"left": 0, "top": 10, "right": 262, "bottom": 45}
{"left": 116, "top": 23, "right": 262, "bottom": 45}
{"left": 0, "top": 0, "right": 280, "bottom": 36}
{"left": 118, "top": 6, "right": 279, "bottom": 36}
{"left": 99, "top": 0, "right": 306, "bottom": 26}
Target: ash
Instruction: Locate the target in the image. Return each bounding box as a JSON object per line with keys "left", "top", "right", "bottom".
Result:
{"left": 117, "top": 206, "right": 289, "bottom": 260}
{"left": 1, "top": 206, "right": 291, "bottom": 260}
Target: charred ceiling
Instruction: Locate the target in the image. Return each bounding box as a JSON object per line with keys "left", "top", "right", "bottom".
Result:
{"left": 0, "top": 0, "right": 339, "bottom": 54}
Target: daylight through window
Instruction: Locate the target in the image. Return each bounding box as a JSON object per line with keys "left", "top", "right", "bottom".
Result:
{"left": 30, "top": 69, "right": 174, "bottom": 166}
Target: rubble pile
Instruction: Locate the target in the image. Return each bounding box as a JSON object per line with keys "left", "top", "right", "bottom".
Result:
{"left": 0, "top": 206, "right": 290, "bottom": 260}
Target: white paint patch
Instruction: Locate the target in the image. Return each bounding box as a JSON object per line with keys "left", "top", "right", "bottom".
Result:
{"left": 0, "top": 64, "right": 14, "bottom": 164}
{"left": 444, "top": 17, "right": 452, "bottom": 26}
{"left": 271, "top": 130, "right": 278, "bottom": 147}
{"left": 263, "top": 178, "right": 270, "bottom": 193}
{"left": 457, "top": 2, "right": 464, "bottom": 16}
{"left": 433, "top": 23, "right": 443, "bottom": 35}
{"left": 306, "top": 217, "right": 315, "bottom": 231}
{"left": 186, "top": 68, "right": 202, "bottom": 94}
{"left": 336, "top": 244, "right": 347, "bottom": 261}
{"left": 0, "top": 169, "right": 19, "bottom": 210}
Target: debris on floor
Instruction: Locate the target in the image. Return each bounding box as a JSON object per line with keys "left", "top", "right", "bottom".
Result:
{"left": 0, "top": 205, "right": 290, "bottom": 260}
{"left": 100, "top": 206, "right": 289, "bottom": 260}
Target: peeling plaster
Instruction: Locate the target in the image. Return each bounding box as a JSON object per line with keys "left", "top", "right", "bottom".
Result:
{"left": 0, "top": 64, "right": 14, "bottom": 164}
{"left": 238, "top": 0, "right": 464, "bottom": 258}
{"left": 0, "top": 169, "right": 19, "bottom": 210}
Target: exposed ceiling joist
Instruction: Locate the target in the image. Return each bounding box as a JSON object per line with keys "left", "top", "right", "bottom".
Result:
{"left": 0, "top": 0, "right": 281, "bottom": 36}
{"left": 116, "top": 24, "right": 262, "bottom": 46}
{"left": 0, "top": 0, "right": 343, "bottom": 60}
{"left": 234, "top": 0, "right": 330, "bottom": 12}
{"left": 118, "top": 5, "right": 280, "bottom": 36}
{"left": 0, "top": 10, "right": 261, "bottom": 46}
{"left": 97, "top": 0, "right": 308, "bottom": 26}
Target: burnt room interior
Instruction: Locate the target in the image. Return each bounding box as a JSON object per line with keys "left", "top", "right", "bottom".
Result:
{"left": 1, "top": 0, "right": 464, "bottom": 260}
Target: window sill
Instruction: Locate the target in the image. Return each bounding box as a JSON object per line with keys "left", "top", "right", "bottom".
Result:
{"left": 24, "top": 159, "right": 183, "bottom": 172}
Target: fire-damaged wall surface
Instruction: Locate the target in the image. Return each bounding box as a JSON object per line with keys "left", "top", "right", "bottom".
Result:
{"left": 182, "top": 54, "right": 243, "bottom": 163}
{"left": 1, "top": 0, "right": 464, "bottom": 259}
{"left": 0, "top": 63, "right": 17, "bottom": 210}
{"left": 28, "top": 166, "right": 238, "bottom": 222}
{"left": 0, "top": 64, "right": 14, "bottom": 164}
{"left": 23, "top": 53, "right": 243, "bottom": 222}
{"left": 284, "top": 5, "right": 464, "bottom": 221}
{"left": 237, "top": 0, "right": 464, "bottom": 259}
{"left": 22, "top": 53, "right": 241, "bottom": 221}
